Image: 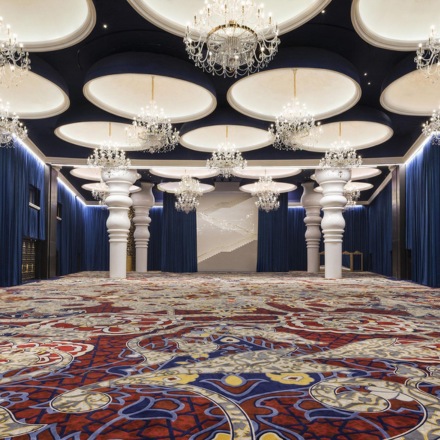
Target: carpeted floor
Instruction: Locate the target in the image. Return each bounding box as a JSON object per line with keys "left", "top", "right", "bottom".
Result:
{"left": 0, "top": 271, "right": 440, "bottom": 439}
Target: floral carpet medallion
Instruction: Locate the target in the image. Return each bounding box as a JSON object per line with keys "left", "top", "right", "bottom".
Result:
{"left": 0, "top": 272, "right": 439, "bottom": 439}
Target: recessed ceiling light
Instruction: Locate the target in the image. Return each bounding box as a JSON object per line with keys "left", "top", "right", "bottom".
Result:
{"left": 321, "top": 10, "right": 326, "bottom": 14}
{"left": 103, "top": 24, "right": 108, "bottom": 29}
{"left": 364, "top": 72, "right": 368, "bottom": 76}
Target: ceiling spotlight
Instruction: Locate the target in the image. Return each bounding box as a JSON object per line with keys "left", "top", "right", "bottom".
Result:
{"left": 415, "top": 26, "right": 440, "bottom": 80}
{"left": 0, "top": 18, "right": 30, "bottom": 87}
{"left": 0, "top": 99, "right": 27, "bottom": 147}
{"left": 422, "top": 107, "right": 440, "bottom": 144}
{"left": 269, "top": 69, "right": 320, "bottom": 151}
{"left": 126, "top": 76, "right": 179, "bottom": 153}
{"left": 184, "top": 0, "right": 280, "bottom": 78}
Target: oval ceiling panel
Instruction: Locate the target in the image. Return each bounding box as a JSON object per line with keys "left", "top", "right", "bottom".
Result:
{"left": 240, "top": 182, "right": 297, "bottom": 194}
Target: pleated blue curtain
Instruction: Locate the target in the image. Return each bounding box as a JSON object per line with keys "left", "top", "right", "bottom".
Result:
{"left": 368, "top": 181, "right": 392, "bottom": 276}
{"left": 406, "top": 139, "right": 440, "bottom": 287}
{"left": 0, "top": 142, "right": 45, "bottom": 287}
{"left": 148, "top": 206, "right": 163, "bottom": 271}
{"left": 257, "top": 192, "right": 289, "bottom": 272}
{"left": 161, "top": 192, "right": 197, "bottom": 272}
{"left": 287, "top": 207, "right": 307, "bottom": 271}
{"left": 82, "top": 206, "right": 109, "bottom": 271}
{"left": 343, "top": 206, "right": 370, "bottom": 271}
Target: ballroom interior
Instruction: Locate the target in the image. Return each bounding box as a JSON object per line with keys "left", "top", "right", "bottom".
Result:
{"left": 1, "top": 1, "right": 440, "bottom": 439}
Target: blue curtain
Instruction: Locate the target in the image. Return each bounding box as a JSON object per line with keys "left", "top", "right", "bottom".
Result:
{"left": 257, "top": 192, "right": 289, "bottom": 272}
{"left": 148, "top": 207, "right": 163, "bottom": 271}
{"left": 82, "top": 206, "right": 109, "bottom": 271}
{"left": 287, "top": 207, "right": 307, "bottom": 271}
{"left": 406, "top": 139, "right": 440, "bottom": 287}
{"left": 343, "top": 206, "right": 370, "bottom": 271}
{"left": 0, "top": 141, "right": 45, "bottom": 287}
{"left": 161, "top": 192, "right": 197, "bottom": 272}
{"left": 368, "top": 181, "right": 392, "bottom": 276}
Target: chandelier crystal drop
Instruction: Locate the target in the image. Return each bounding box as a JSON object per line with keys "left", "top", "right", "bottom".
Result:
{"left": 126, "top": 76, "right": 179, "bottom": 153}
{"left": 184, "top": 0, "right": 280, "bottom": 78}
{"left": 252, "top": 175, "right": 280, "bottom": 212}
{"left": 0, "top": 99, "right": 28, "bottom": 147}
{"left": 269, "top": 69, "right": 320, "bottom": 150}
{"left": 344, "top": 189, "right": 361, "bottom": 207}
{"left": 174, "top": 175, "right": 203, "bottom": 214}
{"left": 87, "top": 123, "right": 131, "bottom": 177}
{"left": 415, "top": 26, "right": 440, "bottom": 80}
{"left": 422, "top": 107, "right": 440, "bottom": 144}
{"left": 0, "top": 18, "right": 31, "bottom": 87}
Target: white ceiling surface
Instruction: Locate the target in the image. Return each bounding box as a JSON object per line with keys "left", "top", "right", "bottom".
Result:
{"left": 82, "top": 182, "right": 141, "bottom": 193}
{"left": 127, "top": 0, "right": 332, "bottom": 37}
{"left": 55, "top": 121, "right": 146, "bottom": 151}
{"left": 181, "top": 125, "right": 272, "bottom": 152}
{"left": 83, "top": 74, "right": 217, "bottom": 123}
{"left": 232, "top": 167, "right": 302, "bottom": 179}
{"left": 157, "top": 182, "right": 215, "bottom": 194}
{"left": 311, "top": 168, "right": 382, "bottom": 181}
{"left": 228, "top": 68, "right": 361, "bottom": 122}
{"left": 315, "top": 181, "right": 373, "bottom": 192}
{"left": 71, "top": 168, "right": 102, "bottom": 182}
{"left": 301, "top": 121, "right": 393, "bottom": 152}
{"left": 0, "top": 72, "right": 69, "bottom": 118}
{"left": 240, "top": 182, "right": 297, "bottom": 194}
{"left": 352, "top": 0, "right": 440, "bottom": 51}
{"left": 381, "top": 71, "right": 440, "bottom": 116}
{"left": 149, "top": 167, "right": 218, "bottom": 179}
{"left": 0, "top": 0, "right": 96, "bottom": 51}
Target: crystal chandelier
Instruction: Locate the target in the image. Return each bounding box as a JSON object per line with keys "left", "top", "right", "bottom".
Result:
{"left": 252, "top": 175, "right": 280, "bottom": 212}
{"left": 175, "top": 175, "right": 203, "bottom": 214}
{"left": 207, "top": 125, "right": 246, "bottom": 178}
{"left": 184, "top": 0, "right": 280, "bottom": 78}
{"left": 422, "top": 107, "right": 440, "bottom": 144}
{"left": 127, "top": 76, "right": 179, "bottom": 153}
{"left": 269, "top": 69, "right": 320, "bottom": 150}
{"left": 0, "top": 18, "right": 31, "bottom": 87}
{"left": 415, "top": 26, "right": 440, "bottom": 80}
{"left": 0, "top": 99, "right": 27, "bottom": 147}
{"left": 319, "top": 123, "right": 362, "bottom": 171}
{"left": 87, "top": 123, "right": 131, "bottom": 176}
{"left": 91, "top": 183, "right": 109, "bottom": 205}
{"left": 344, "top": 188, "right": 361, "bottom": 206}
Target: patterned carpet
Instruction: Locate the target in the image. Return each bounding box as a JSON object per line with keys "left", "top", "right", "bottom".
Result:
{"left": 1, "top": 271, "right": 440, "bottom": 440}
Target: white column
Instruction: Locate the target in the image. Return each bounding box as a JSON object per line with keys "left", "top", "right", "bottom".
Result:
{"left": 131, "top": 182, "right": 155, "bottom": 272}
{"left": 315, "top": 168, "right": 351, "bottom": 279}
{"left": 301, "top": 182, "right": 323, "bottom": 273}
{"left": 103, "top": 169, "right": 138, "bottom": 278}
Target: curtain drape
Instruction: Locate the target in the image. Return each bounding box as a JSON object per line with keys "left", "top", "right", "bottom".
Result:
{"left": 406, "top": 139, "right": 440, "bottom": 287}
{"left": 82, "top": 206, "right": 109, "bottom": 271}
{"left": 257, "top": 192, "right": 289, "bottom": 272}
{"left": 161, "top": 192, "right": 197, "bottom": 272}
{"left": 368, "top": 181, "right": 392, "bottom": 276}
{"left": 287, "top": 207, "right": 307, "bottom": 271}
{"left": 343, "top": 206, "right": 370, "bottom": 271}
{"left": 0, "top": 142, "right": 45, "bottom": 287}
{"left": 148, "top": 207, "right": 163, "bottom": 271}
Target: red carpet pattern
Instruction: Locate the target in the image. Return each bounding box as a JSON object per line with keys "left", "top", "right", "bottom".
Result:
{"left": 0, "top": 272, "right": 440, "bottom": 439}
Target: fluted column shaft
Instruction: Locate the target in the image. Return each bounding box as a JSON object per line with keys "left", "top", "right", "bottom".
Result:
{"left": 315, "top": 168, "right": 351, "bottom": 279}
{"left": 131, "top": 182, "right": 155, "bottom": 272}
{"left": 301, "top": 182, "right": 323, "bottom": 273}
{"left": 103, "top": 169, "right": 138, "bottom": 278}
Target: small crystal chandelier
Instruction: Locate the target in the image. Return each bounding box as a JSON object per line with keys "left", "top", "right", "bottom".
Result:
{"left": 175, "top": 175, "right": 203, "bottom": 214}
{"left": 184, "top": 0, "right": 280, "bottom": 78}
{"left": 91, "top": 183, "right": 109, "bottom": 205}
{"left": 127, "top": 76, "right": 179, "bottom": 153}
{"left": 415, "top": 26, "right": 440, "bottom": 80}
{"left": 422, "top": 107, "right": 440, "bottom": 144}
{"left": 269, "top": 69, "right": 320, "bottom": 150}
{"left": 88, "top": 123, "right": 131, "bottom": 176}
{"left": 0, "top": 18, "right": 31, "bottom": 87}
{"left": 252, "top": 175, "right": 280, "bottom": 212}
{"left": 207, "top": 125, "right": 246, "bottom": 178}
{"left": 344, "top": 188, "right": 361, "bottom": 206}
{"left": 319, "top": 123, "right": 362, "bottom": 172}
{"left": 0, "top": 99, "right": 27, "bottom": 147}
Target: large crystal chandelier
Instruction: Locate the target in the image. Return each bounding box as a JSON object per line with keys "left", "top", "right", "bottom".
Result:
{"left": 0, "top": 18, "right": 30, "bottom": 87}
{"left": 0, "top": 99, "right": 27, "bottom": 147}
{"left": 207, "top": 125, "right": 247, "bottom": 178}
{"left": 319, "top": 123, "right": 362, "bottom": 171}
{"left": 184, "top": 0, "right": 280, "bottom": 78}
{"left": 344, "top": 188, "right": 361, "bottom": 206}
{"left": 88, "top": 123, "right": 131, "bottom": 176}
{"left": 269, "top": 69, "right": 320, "bottom": 150}
{"left": 175, "top": 175, "right": 203, "bottom": 214}
{"left": 422, "top": 107, "right": 440, "bottom": 144}
{"left": 127, "top": 76, "right": 179, "bottom": 153}
{"left": 252, "top": 175, "right": 280, "bottom": 212}
{"left": 415, "top": 26, "right": 440, "bottom": 80}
